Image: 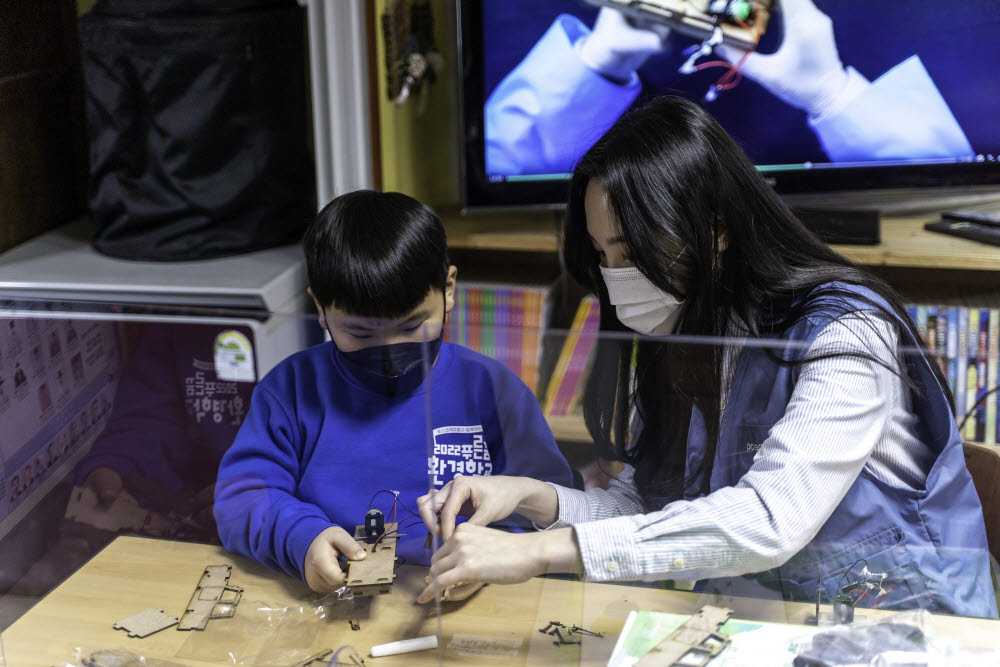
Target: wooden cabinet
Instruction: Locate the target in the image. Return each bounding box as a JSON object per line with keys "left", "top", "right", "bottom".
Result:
{"left": 0, "top": 0, "right": 88, "bottom": 253}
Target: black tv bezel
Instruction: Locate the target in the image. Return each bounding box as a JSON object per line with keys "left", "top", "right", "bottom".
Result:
{"left": 458, "top": 0, "right": 1000, "bottom": 211}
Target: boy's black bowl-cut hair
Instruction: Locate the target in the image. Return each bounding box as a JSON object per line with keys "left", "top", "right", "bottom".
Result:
{"left": 304, "top": 190, "right": 449, "bottom": 319}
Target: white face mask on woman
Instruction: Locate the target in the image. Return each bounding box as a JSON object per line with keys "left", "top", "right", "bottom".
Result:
{"left": 599, "top": 266, "right": 683, "bottom": 335}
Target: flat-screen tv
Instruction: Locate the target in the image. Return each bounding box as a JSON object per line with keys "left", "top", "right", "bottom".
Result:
{"left": 459, "top": 0, "right": 1000, "bottom": 209}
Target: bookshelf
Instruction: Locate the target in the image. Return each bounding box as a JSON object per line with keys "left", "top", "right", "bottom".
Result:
{"left": 441, "top": 210, "right": 1000, "bottom": 444}
{"left": 444, "top": 211, "right": 1000, "bottom": 272}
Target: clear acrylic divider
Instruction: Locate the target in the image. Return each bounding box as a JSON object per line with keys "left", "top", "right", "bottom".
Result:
{"left": 422, "top": 311, "right": 998, "bottom": 665}
{"left": 1, "top": 301, "right": 996, "bottom": 665}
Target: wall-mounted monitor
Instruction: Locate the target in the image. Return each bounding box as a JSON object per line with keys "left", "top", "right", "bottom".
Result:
{"left": 459, "top": 0, "right": 1000, "bottom": 209}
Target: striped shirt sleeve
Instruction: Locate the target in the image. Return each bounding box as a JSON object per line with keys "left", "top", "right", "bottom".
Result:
{"left": 543, "top": 312, "right": 908, "bottom": 583}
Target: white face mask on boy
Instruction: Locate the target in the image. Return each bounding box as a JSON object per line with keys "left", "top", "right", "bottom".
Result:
{"left": 599, "top": 265, "right": 683, "bottom": 335}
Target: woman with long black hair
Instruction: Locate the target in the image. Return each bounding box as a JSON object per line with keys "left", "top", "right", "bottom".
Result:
{"left": 416, "top": 96, "right": 997, "bottom": 617}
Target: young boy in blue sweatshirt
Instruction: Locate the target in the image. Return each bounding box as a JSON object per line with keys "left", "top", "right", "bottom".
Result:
{"left": 214, "top": 190, "right": 573, "bottom": 597}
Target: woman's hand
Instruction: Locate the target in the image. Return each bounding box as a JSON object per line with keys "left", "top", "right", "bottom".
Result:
{"left": 416, "top": 525, "right": 580, "bottom": 603}
{"left": 417, "top": 475, "right": 558, "bottom": 540}
{"left": 421, "top": 577, "right": 485, "bottom": 603}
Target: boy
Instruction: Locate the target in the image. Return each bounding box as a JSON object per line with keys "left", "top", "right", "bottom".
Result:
{"left": 214, "top": 190, "right": 573, "bottom": 596}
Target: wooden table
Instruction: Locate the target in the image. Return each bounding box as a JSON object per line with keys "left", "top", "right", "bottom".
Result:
{"left": 3, "top": 536, "right": 998, "bottom": 666}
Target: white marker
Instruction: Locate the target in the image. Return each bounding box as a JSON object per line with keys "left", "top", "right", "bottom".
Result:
{"left": 371, "top": 635, "right": 439, "bottom": 657}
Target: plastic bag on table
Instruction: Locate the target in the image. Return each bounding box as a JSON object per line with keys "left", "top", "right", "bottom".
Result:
{"left": 792, "top": 609, "right": 1000, "bottom": 667}
{"left": 174, "top": 588, "right": 356, "bottom": 665}
{"left": 58, "top": 647, "right": 191, "bottom": 667}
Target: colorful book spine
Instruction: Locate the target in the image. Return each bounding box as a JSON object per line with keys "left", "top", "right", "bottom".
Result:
{"left": 965, "top": 308, "right": 979, "bottom": 441}
{"left": 934, "top": 306, "right": 948, "bottom": 377}
{"left": 486, "top": 288, "right": 498, "bottom": 361}
{"left": 956, "top": 307, "right": 968, "bottom": 421}
{"left": 946, "top": 307, "right": 958, "bottom": 397}
{"left": 552, "top": 299, "right": 601, "bottom": 416}
{"left": 524, "top": 289, "right": 543, "bottom": 393}
{"left": 987, "top": 309, "right": 999, "bottom": 445}
{"left": 492, "top": 288, "right": 503, "bottom": 369}
{"left": 520, "top": 290, "right": 535, "bottom": 392}
{"left": 916, "top": 305, "right": 928, "bottom": 343}
{"left": 976, "top": 309, "right": 989, "bottom": 442}
{"left": 498, "top": 288, "right": 512, "bottom": 376}
{"left": 544, "top": 299, "right": 591, "bottom": 415}
{"left": 926, "top": 307, "right": 938, "bottom": 373}
{"left": 468, "top": 287, "right": 482, "bottom": 354}
{"left": 510, "top": 289, "right": 524, "bottom": 390}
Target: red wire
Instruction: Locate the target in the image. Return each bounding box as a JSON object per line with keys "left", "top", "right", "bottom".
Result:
{"left": 693, "top": 60, "right": 735, "bottom": 72}
{"left": 693, "top": 50, "right": 750, "bottom": 96}
{"left": 874, "top": 588, "right": 893, "bottom": 608}
{"left": 851, "top": 588, "right": 876, "bottom": 608}
{"left": 372, "top": 497, "right": 398, "bottom": 549}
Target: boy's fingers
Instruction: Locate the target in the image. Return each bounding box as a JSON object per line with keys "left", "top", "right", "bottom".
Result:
{"left": 316, "top": 557, "right": 347, "bottom": 591}
{"left": 328, "top": 527, "right": 367, "bottom": 560}
{"left": 85, "top": 467, "right": 123, "bottom": 506}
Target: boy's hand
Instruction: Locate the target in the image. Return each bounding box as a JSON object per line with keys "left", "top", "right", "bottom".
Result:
{"left": 303, "top": 526, "right": 366, "bottom": 594}
{"left": 83, "top": 467, "right": 124, "bottom": 508}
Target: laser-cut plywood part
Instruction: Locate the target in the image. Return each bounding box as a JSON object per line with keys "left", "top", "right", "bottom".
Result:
{"left": 177, "top": 564, "right": 244, "bottom": 631}
{"left": 113, "top": 608, "right": 178, "bottom": 638}
{"left": 291, "top": 649, "right": 333, "bottom": 667}
{"left": 347, "top": 523, "right": 399, "bottom": 596}
{"left": 635, "top": 605, "right": 733, "bottom": 667}
{"left": 65, "top": 486, "right": 172, "bottom": 535}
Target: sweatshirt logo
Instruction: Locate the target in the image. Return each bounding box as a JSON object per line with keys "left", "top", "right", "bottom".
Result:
{"left": 428, "top": 425, "right": 493, "bottom": 486}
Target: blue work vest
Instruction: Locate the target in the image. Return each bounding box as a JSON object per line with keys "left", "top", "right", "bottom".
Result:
{"left": 685, "top": 284, "right": 997, "bottom": 618}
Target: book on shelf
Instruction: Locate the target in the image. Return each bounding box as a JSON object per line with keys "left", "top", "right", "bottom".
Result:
{"left": 445, "top": 280, "right": 557, "bottom": 394}
{"left": 544, "top": 296, "right": 600, "bottom": 417}
{"left": 908, "top": 303, "right": 998, "bottom": 445}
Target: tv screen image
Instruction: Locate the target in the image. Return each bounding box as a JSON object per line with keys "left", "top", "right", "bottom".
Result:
{"left": 461, "top": 0, "right": 1000, "bottom": 207}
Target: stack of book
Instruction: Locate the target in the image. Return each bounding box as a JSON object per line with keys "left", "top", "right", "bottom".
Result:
{"left": 908, "top": 305, "right": 1000, "bottom": 445}
{"left": 445, "top": 282, "right": 555, "bottom": 393}
{"left": 540, "top": 301, "right": 1000, "bottom": 441}
{"left": 447, "top": 289, "right": 1000, "bottom": 445}
{"left": 543, "top": 297, "right": 600, "bottom": 417}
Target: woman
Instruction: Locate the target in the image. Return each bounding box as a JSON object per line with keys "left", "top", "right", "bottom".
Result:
{"left": 417, "top": 97, "right": 996, "bottom": 618}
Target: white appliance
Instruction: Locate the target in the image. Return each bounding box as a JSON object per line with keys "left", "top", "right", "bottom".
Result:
{"left": 0, "top": 220, "right": 319, "bottom": 605}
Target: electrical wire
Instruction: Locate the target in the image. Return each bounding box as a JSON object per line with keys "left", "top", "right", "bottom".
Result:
{"left": 837, "top": 559, "right": 868, "bottom": 595}
{"left": 368, "top": 489, "right": 420, "bottom": 520}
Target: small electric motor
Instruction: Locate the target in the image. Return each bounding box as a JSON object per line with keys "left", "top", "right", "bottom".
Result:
{"left": 364, "top": 508, "right": 385, "bottom": 544}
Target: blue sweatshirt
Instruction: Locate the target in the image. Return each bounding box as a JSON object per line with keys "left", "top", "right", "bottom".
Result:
{"left": 214, "top": 341, "right": 573, "bottom": 580}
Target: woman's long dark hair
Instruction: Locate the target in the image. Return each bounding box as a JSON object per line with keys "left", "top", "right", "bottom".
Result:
{"left": 563, "top": 96, "right": 949, "bottom": 509}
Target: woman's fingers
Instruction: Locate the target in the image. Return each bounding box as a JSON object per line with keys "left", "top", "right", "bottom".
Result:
{"left": 438, "top": 479, "right": 476, "bottom": 540}
{"left": 417, "top": 555, "right": 464, "bottom": 604}
{"left": 418, "top": 485, "right": 452, "bottom": 535}
{"left": 441, "top": 581, "right": 485, "bottom": 602}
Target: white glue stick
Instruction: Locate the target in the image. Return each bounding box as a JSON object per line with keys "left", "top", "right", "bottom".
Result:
{"left": 371, "top": 635, "right": 439, "bottom": 657}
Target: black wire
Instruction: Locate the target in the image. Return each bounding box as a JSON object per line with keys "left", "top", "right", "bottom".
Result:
{"left": 957, "top": 385, "right": 1000, "bottom": 432}
{"left": 373, "top": 519, "right": 424, "bottom": 546}
{"left": 368, "top": 490, "right": 420, "bottom": 519}
{"left": 837, "top": 559, "right": 867, "bottom": 595}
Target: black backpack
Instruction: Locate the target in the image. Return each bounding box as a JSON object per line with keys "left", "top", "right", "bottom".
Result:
{"left": 79, "top": 0, "right": 314, "bottom": 260}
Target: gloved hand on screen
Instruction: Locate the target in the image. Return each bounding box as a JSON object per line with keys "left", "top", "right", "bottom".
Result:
{"left": 578, "top": 7, "right": 671, "bottom": 83}
{"left": 718, "top": 0, "right": 868, "bottom": 120}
